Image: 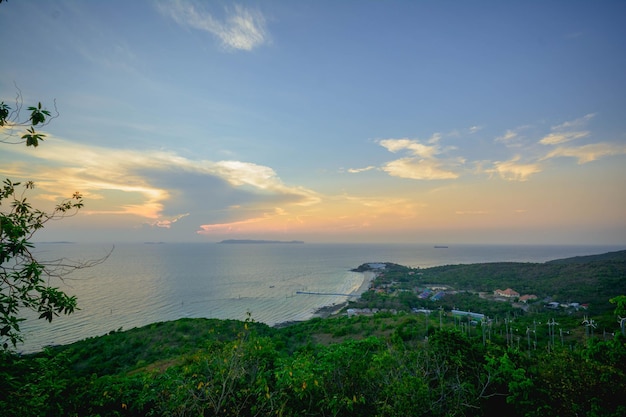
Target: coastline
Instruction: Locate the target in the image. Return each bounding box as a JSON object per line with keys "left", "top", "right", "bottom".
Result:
{"left": 354, "top": 270, "right": 376, "bottom": 296}
{"left": 312, "top": 270, "right": 376, "bottom": 319}
{"left": 274, "top": 270, "right": 376, "bottom": 328}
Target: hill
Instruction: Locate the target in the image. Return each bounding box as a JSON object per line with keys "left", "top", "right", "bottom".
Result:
{"left": 546, "top": 249, "right": 626, "bottom": 264}
{"left": 354, "top": 250, "right": 626, "bottom": 315}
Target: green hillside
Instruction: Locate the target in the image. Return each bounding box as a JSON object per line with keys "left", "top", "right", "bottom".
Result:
{"left": 355, "top": 250, "right": 626, "bottom": 315}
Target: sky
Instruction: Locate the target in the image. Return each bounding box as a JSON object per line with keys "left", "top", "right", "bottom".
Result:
{"left": 1, "top": 0, "right": 626, "bottom": 245}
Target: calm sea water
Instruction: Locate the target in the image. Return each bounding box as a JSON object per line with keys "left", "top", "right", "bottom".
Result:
{"left": 18, "top": 242, "right": 624, "bottom": 352}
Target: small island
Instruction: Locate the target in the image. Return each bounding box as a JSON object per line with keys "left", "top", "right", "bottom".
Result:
{"left": 218, "top": 239, "right": 304, "bottom": 244}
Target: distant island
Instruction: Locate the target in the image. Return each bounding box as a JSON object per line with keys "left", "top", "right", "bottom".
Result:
{"left": 218, "top": 239, "right": 304, "bottom": 244}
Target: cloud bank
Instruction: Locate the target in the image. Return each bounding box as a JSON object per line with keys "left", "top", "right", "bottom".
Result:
{"left": 6, "top": 138, "right": 317, "bottom": 235}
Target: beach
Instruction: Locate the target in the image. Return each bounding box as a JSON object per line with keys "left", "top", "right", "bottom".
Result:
{"left": 355, "top": 270, "right": 376, "bottom": 296}
{"left": 310, "top": 270, "right": 376, "bottom": 319}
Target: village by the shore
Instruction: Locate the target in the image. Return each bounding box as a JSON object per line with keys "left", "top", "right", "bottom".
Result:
{"left": 312, "top": 262, "right": 590, "bottom": 323}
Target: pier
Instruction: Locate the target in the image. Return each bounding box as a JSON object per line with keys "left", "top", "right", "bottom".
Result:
{"left": 296, "top": 291, "right": 358, "bottom": 297}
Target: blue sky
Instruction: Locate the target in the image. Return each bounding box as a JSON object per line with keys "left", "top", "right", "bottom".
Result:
{"left": 1, "top": 0, "right": 625, "bottom": 244}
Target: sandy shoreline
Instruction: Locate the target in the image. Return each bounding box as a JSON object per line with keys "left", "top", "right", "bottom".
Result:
{"left": 312, "top": 270, "right": 376, "bottom": 318}
{"left": 354, "top": 270, "right": 376, "bottom": 296}
{"left": 273, "top": 270, "right": 376, "bottom": 327}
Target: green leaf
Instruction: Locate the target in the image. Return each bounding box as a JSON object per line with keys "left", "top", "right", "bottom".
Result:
{"left": 21, "top": 127, "right": 46, "bottom": 147}
{"left": 0, "top": 102, "right": 9, "bottom": 125}
{"left": 1, "top": 181, "right": 86, "bottom": 350}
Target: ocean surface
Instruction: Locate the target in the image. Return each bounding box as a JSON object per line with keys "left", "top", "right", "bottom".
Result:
{"left": 18, "top": 242, "right": 625, "bottom": 353}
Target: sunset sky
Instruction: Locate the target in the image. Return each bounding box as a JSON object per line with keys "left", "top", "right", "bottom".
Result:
{"left": 1, "top": 0, "right": 625, "bottom": 244}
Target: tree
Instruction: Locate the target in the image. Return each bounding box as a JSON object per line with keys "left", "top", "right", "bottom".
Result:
{"left": 0, "top": 180, "right": 86, "bottom": 349}
{"left": 1, "top": 90, "right": 104, "bottom": 350}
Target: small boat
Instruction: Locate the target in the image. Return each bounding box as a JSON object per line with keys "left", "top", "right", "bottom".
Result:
{"left": 434, "top": 245, "right": 449, "bottom": 249}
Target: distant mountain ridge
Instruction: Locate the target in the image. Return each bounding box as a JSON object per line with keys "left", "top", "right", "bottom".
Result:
{"left": 218, "top": 239, "right": 304, "bottom": 244}
{"left": 546, "top": 249, "right": 626, "bottom": 264}
{"left": 408, "top": 249, "right": 626, "bottom": 314}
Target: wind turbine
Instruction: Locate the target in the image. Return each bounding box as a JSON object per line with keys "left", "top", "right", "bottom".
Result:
{"left": 505, "top": 317, "right": 514, "bottom": 348}
{"left": 526, "top": 327, "right": 534, "bottom": 356}
{"left": 480, "top": 317, "right": 489, "bottom": 346}
{"left": 618, "top": 315, "right": 626, "bottom": 337}
{"left": 439, "top": 306, "right": 444, "bottom": 330}
{"left": 582, "top": 315, "right": 597, "bottom": 338}
{"left": 547, "top": 318, "right": 559, "bottom": 352}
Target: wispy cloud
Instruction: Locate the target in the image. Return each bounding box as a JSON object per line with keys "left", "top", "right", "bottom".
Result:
{"left": 76, "top": 38, "right": 139, "bottom": 74}
{"left": 539, "top": 113, "right": 595, "bottom": 145}
{"left": 551, "top": 113, "right": 595, "bottom": 131}
{"left": 196, "top": 193, "right": 423, "bottom": 237}
{"left": 209, "top": 160, "right": 318, "bottom": 205}
{"left": 374, "top": 136, "right": 462, "bottom": 180}
{"left": 494, "top": 126, "right": 532, "bottom": 147}
{"left": 379, "top": 137, "right": 440, "bottom": 158}
{"left": 537, "top": 113, "right": 626, "bottom": 163}
{"left": 197, "top": 211, "right": 277, "bottom": 235}
{"left": 495, "top": 129, "right": 519, "bottom": 143}
{"left": 542, "top": 143, "right": 626, "bottom": 164}
{"left": 346, "top": 166, "right": 376, "bottom": 174}
{"left": 382, "top": 158, "right": 460, "bottom": 180}
{"left": 159, "top": 1, "right": 269, "bottom": 51}
{"left": 150, "top": 213, "right": 190, "bottom": 229}
{"left": 539, "top": 131, "right": 590, "bottom": 145}
{"left": 487, "top": 156, "right": 542, "bottom": 181}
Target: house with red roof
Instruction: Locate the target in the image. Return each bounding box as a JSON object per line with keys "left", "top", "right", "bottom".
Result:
{"left": 494, "top": 288, "right": 520, "bottom": 298}
{"left": 519, "top": 294, "right": 538, "bottom": 303}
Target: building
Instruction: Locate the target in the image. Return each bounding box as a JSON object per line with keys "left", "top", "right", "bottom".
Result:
{"left": 430, "top": 291, "right": 445, "bottom": 301}
{"left": 519, "top": 294, "right": 538, "bottom": 303}
{"left": 452, "top": 309, "right": 485, "bottom": 321}
{"left": 494, "top": 288, "right": 520, "bottom": 298}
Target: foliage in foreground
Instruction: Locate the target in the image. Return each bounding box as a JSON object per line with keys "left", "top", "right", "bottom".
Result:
{"left": 0, "top": 180, "right": 85, "bottom": 349}
{"left": 1, "top": 313, "right": 625, "bottom": 417}
{"left": 1, "top": 91, "right": 102, "bottom": 350}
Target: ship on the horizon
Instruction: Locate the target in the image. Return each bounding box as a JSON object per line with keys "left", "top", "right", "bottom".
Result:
{"left": 434, "top": 245, "right": 449, "bottom": 249}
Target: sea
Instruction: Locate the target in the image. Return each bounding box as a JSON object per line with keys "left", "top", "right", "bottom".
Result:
{"left": 17, "top": 242, "right": 625, "bottom": 353}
